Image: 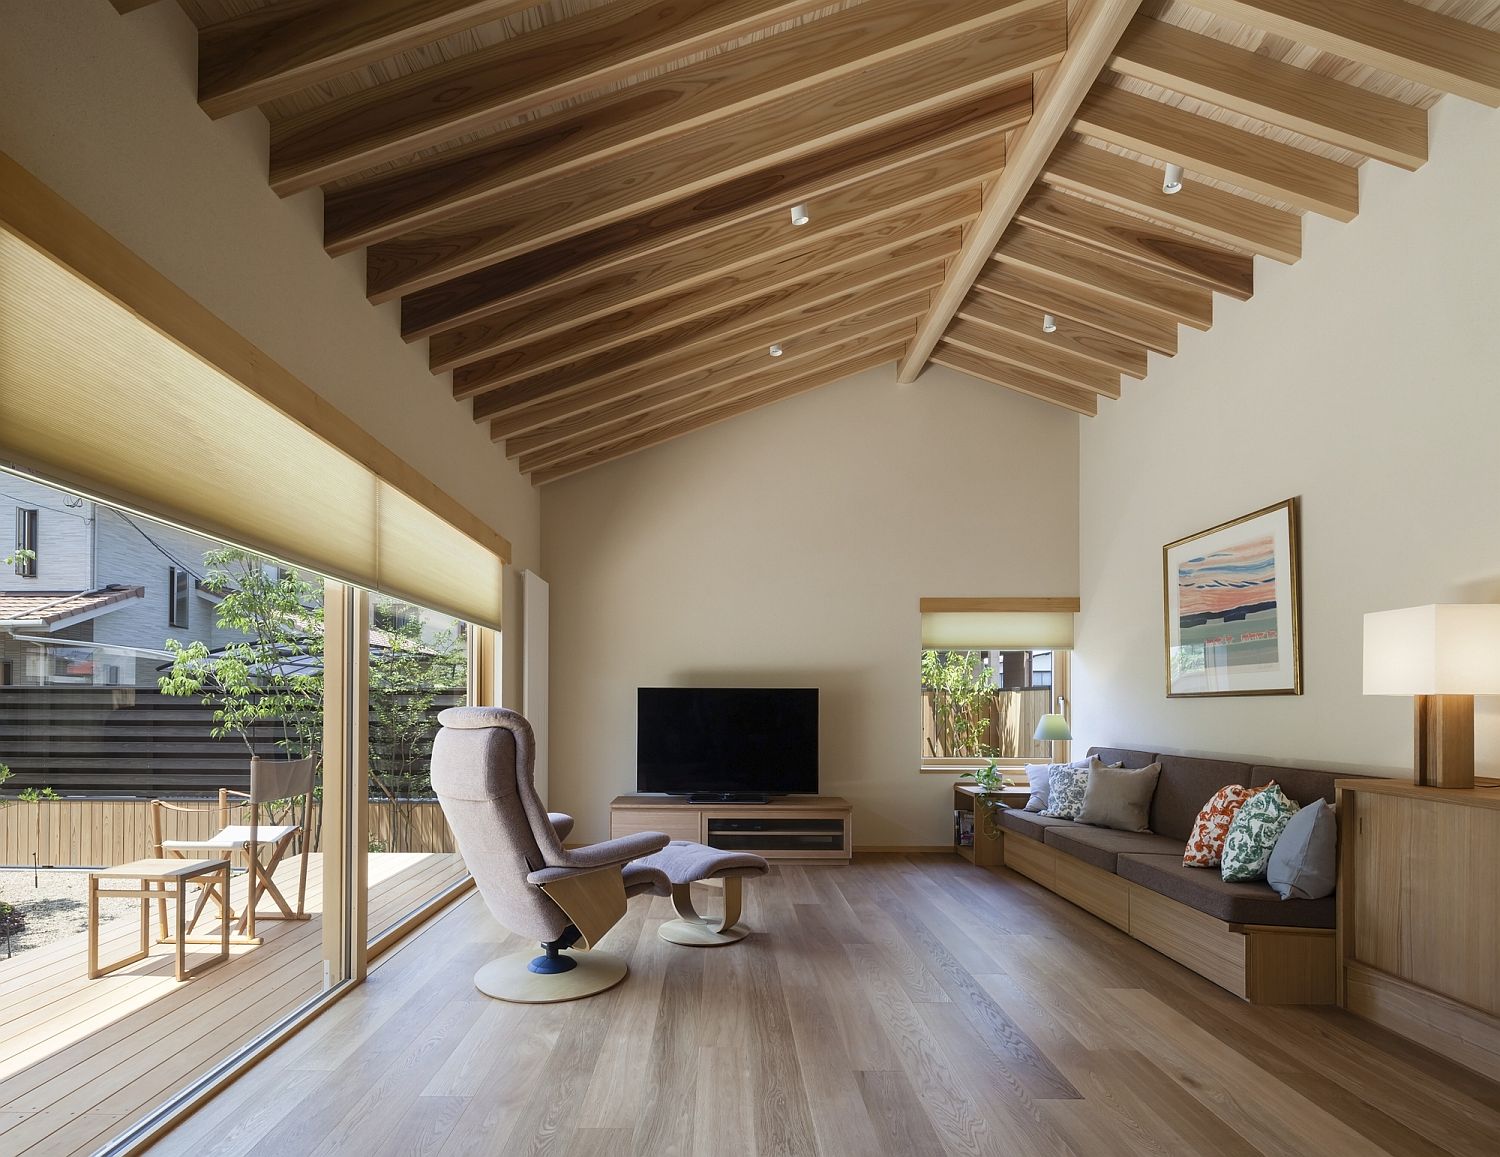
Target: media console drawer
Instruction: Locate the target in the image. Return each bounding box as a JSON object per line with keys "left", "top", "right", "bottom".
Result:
{"left": 608, "top": 795, "right": 852, "bottom": 861}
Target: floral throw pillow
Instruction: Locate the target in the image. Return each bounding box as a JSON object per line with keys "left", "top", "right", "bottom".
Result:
{"left": 1039, "top": 759, "right": 1094, "bottom": 820}
{"left": 1221, "top": 784, "right": 1301, "bottom": 883}
{"left": 1183, "top": 785, "right": 1265, "bottom": 867}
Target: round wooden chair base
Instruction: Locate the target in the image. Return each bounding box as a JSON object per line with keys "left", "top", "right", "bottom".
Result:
{"left": 473, "top": 950, "right": 628, "bottom": 1004}
{"left": 658, "top": 918, "right": 749, "bottom": 947}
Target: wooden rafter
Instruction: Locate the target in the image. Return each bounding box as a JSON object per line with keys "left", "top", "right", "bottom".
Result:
{"left": 267, "top": 0, "right": 832, "bottom": 194}
{"left": 444, "top": 226, "right": 959, "bottom": 387}
{"left": 362, "top": 63, "right": 1036, "bottom": 299}
{"left": 957, "top": 291, "right": 1149, "bottom": 378}
{"left": 506, "top": 324, "right": 917, "bottom": 460}
{"left": 1189, "top": 0, "right": 1500, "bottom": 106}
{"left": 1073, "top": 85, "right": 1360, "bottom": 221}
{"left": 487, "top": 295, "right": 932, "bottom": 439}
{"left": 898, "top": 0, "right": 1145, "bottom": 382}
{"left": 197, "top": 0, "right": 539, "bottom": 118}
{"left": 430, "top": 190, "right": 979, "bottom": 373}
{"left": 471, "top": 265, "right": 944, "bottom": 418}
{"left": 528, "top": 346, "right": 906, "bottom": 485}
{"left": 1015, "top": 189, "right": 1252, "bottom": 299}
{"left": 1109, "top": 16, "right": 1429, "bottom": 170}
{"left": 932, "top": 343, "right": 1100, "bottom": 416}
{"left": 973, "top": 263, "right": 1178, "bottom": 354}
{"left": 396, "top": 95, "right": 1016, "bottom": 339}
{"left": 1040, "top": 139, "right": 1302, "bottom": 262}
{"left": 943, "top": 318, "right": 1122, "bottom": 397}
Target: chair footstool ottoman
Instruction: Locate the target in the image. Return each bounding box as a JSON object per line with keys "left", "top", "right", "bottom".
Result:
{"left": 633, "top": 841, "right": 769, "bottom": 946}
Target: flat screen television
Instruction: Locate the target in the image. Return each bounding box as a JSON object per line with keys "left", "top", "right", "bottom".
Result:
{"left": 636, "top": 687, "right": 818, "bottom": 801}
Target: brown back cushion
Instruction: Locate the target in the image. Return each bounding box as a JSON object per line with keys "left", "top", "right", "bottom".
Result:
{"left": 1250, "top": 765, "right": 1350, "bottom": 807}
{"left": 1149, "top": 755, "right": 1254, "bottom": 841}
{"left": 1087, "top": 746, "right": 1157, "bottom": 770}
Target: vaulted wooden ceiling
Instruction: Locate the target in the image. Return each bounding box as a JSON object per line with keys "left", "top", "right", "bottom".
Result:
{"left": 115, "top": 0, "right": 1500, "bottom": 483}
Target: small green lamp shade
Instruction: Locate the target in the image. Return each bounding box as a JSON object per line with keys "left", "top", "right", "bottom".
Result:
{"left": 1033, "top": 713, "right": 1073, "bottom": 742}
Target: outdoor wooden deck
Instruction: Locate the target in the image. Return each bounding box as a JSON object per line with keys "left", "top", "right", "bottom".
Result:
{"left": 0, "top": 851, "right": 469, "bottom": 1156}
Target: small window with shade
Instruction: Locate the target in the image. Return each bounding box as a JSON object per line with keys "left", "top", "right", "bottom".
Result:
{"left": 919, "top": 597, "right": 1078, "bottom": 772}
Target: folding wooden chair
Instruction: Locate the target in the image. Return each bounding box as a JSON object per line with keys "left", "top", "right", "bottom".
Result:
{"left": 150, "top": 753, "right": 316, "bottom": 943}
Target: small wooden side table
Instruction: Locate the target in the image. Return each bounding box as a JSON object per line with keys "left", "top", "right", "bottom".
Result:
{"left": 954, "top": 785, "right": 1031, "bottom": 866}
{"left": 88, "top": 858, "right": 231, "bottom": 982}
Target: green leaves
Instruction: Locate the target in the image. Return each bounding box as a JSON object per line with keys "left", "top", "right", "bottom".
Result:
{"left": 922, "top": 649, "right": 1000, "bottom": 760}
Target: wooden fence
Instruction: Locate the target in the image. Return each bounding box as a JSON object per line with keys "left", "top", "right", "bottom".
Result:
{"left": 921, "top": 687, "right": 1052, "bottom": 760}
{"left": 0, "top": 797, "right": 455, "bottom": 868}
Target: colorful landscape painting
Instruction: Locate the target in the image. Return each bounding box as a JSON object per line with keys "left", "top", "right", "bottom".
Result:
{"left": 1164, "top": 500, "right": 1301, "bottom": 697}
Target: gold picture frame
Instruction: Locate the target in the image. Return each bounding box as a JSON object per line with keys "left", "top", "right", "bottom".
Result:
{"left": 1162, "top": 498, "right": 1301, "bottom": 698}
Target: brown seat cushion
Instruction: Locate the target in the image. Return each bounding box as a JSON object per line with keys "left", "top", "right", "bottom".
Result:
{"left": 1116, "top": 853, "right": 1336, "bottom": 928}
{"left": 1148, "top": 755, "right": 1254, "bottom": 842}
{"left": 1043, "top": 825, "right": 1182, "bottom": 872}
{"left": 1086, "top": 746, "right": 1157, "bottom": 771}
{"left": 998, "top": 808, "right": 1072, "bottom": 842}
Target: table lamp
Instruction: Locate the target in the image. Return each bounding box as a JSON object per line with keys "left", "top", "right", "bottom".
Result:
{"left": 1363, "top": 604, "right": 1500, "bottom": 789}
{"left": 1034, "top": 712, "right": 1073, "bottom": 760}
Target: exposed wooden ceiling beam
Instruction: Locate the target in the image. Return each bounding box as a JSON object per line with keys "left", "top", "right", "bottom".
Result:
{"left": 516, "top": 324, "right": 915, "bottom": 470}
{"left": 973, "top": 262, "right": 1178, "bottom": 354}
{"left": 898, "top": 0, "right": 1145, "bottom": 383}
{"left": 507, "top": 322, "right": 917, "bottom": 459}
{"left": 1190, "top": 0, "right": 1500, "bottom": 107}
{"left": 109, "top": 1, "right": 163, "bottom": 12}
{"left": 957, "top": 290, "right": 1149, "bottom": 377}
{"left": 487, "top": 294, "right": 930, "bottom": 438}
{"left": 933, "top": 343, "right": 1099, "bottom": 415}
{"left": 1041, "top": 138, "right": 1302, "bottom": 262}
{"left": 529, "top": 346, "right": 905, "bottom": 485}
{"left": 361, "top": 51, "right": 1039, "bottom": 300}
{"left": 397, "top": 97, "right": 1014, "bottom": 339}
{"left": 1109, "top": 16, "right": 1428, "bottom": 170}
{"left": 327, "top": 0, "right": 1051, "bottom": 254}
{"left": 994, "top": 223, "right": 1212, "bottom": 328}
{"left": 267, "top": 0, "right": 831, "bottom": 195}
{"left": 1016, "top": 189, "right": 1252, "bottom": 300}
{"left": 417, "top": 141, "right": 997, "bottom": 349}
{"left": 431, "top": 191, "right": 977, "bottom": 373}
{"left": 196, "top": 0, "right": 537, "bottom": 119}
{"left": 443, "top": 226, "right": 958, "bottom": 389}
{"left": 469, "top": 265, "right": 942, "bottom": 416}
{"left": 1074, "top": 84, "right": 1359, "bottom": 221}
{"left": 943, "top": 318, "right": 1121, "bottom": 397}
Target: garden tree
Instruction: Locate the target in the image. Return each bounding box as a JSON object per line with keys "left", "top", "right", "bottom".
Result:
{"left": 159, "top": 550, "right": 325, "bottom": 761}
{"left": 0, "top": 764, "right": 59, "bottom": 887}
{"left": 367, "top": 603, "right": 466, "bottom": 853}
{"left": 921, "top": 649, "right": 1000, "bottom": 760}
{"left": 159, "top": 551, "right": 464, "bottom": 853}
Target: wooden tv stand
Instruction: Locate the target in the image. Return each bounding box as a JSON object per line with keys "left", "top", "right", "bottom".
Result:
{"left": 608, "top": 794, "right": 851, "bottom": 862}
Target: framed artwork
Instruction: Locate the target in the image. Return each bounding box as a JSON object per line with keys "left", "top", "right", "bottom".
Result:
{"left": 1163, "top": 498, "right": 1301, "bottom": 698}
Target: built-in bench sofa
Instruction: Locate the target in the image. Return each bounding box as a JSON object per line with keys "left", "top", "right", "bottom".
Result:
{"left": 997, "top": 746, "right": 1362, "bottom": 1005}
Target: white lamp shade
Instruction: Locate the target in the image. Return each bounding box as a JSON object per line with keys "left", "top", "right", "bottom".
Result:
{"left": 1363, "top": 604, "right": 1500, "bottom": 695}
{"left": 1033, "top": 713, "right": 1073, "bottom": 742}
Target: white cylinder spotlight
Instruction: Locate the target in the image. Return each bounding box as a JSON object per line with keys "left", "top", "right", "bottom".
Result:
{"left": 1162, "top": 163, "right": 1185, "bottom": 195}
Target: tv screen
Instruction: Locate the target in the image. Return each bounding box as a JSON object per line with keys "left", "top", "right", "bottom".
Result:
{"left": 636, "top": 687, "right": 818, "bottom": 798}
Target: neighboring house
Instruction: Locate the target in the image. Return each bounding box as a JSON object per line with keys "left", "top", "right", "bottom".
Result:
{"left": 1, "top": 475, "right": 235, "bottom": 687}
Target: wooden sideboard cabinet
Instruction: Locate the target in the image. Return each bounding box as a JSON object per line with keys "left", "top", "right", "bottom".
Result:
{"left": 609, "top": 794, "right": 852, "bottom": 862}
{"left": 1336, "top": 778, "right": 1500, "bottom": 1081}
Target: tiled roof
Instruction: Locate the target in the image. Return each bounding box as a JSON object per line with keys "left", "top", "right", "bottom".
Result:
{"left": 0, "top": 586, "right": 147, "bottom": 630}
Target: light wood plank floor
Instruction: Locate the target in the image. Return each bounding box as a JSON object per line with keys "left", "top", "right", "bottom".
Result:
{"left": 141, "top": 852, "right": 1500, "bottom": 1157}
{"left": 139, "top": 853, "right": 1500, "bottom": 1156}
{"left": 0, "top": 851, "right": 469, "bottom": 1156}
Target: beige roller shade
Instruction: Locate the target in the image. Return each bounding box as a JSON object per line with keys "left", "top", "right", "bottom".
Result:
{"left": 0, "top": 156, "right": 507, "bottom": 629}
{"left": 919, "top": 597, "right": 1079, "bottom": 650}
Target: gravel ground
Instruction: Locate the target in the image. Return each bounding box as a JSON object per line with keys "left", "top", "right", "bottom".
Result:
{"left": 0, "top": 868, "right": 136, "bottom": 963}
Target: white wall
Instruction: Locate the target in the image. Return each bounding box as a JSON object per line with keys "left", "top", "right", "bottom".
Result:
{"left": 1074, "top": 96, "right": 1500, "bottom": 779}
{"left": 542, "top": 362, "right": 1080, "bottom": 846}
{"left": 0, "top": 0, "right": 540, "bottom": 573}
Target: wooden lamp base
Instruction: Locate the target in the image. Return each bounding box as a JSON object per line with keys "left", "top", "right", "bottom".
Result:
{"left": 1413, "top": 694, "right": 1475, "bottom": 789}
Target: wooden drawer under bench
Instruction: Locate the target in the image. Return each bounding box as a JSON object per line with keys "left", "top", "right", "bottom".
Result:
{"left": 1002, "top": 834, "right": 1335, "bottom": 1004}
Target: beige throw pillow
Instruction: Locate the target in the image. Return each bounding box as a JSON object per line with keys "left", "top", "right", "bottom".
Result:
{"left": 1076, "top": 763, "right": 1162, "bottom": 833}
